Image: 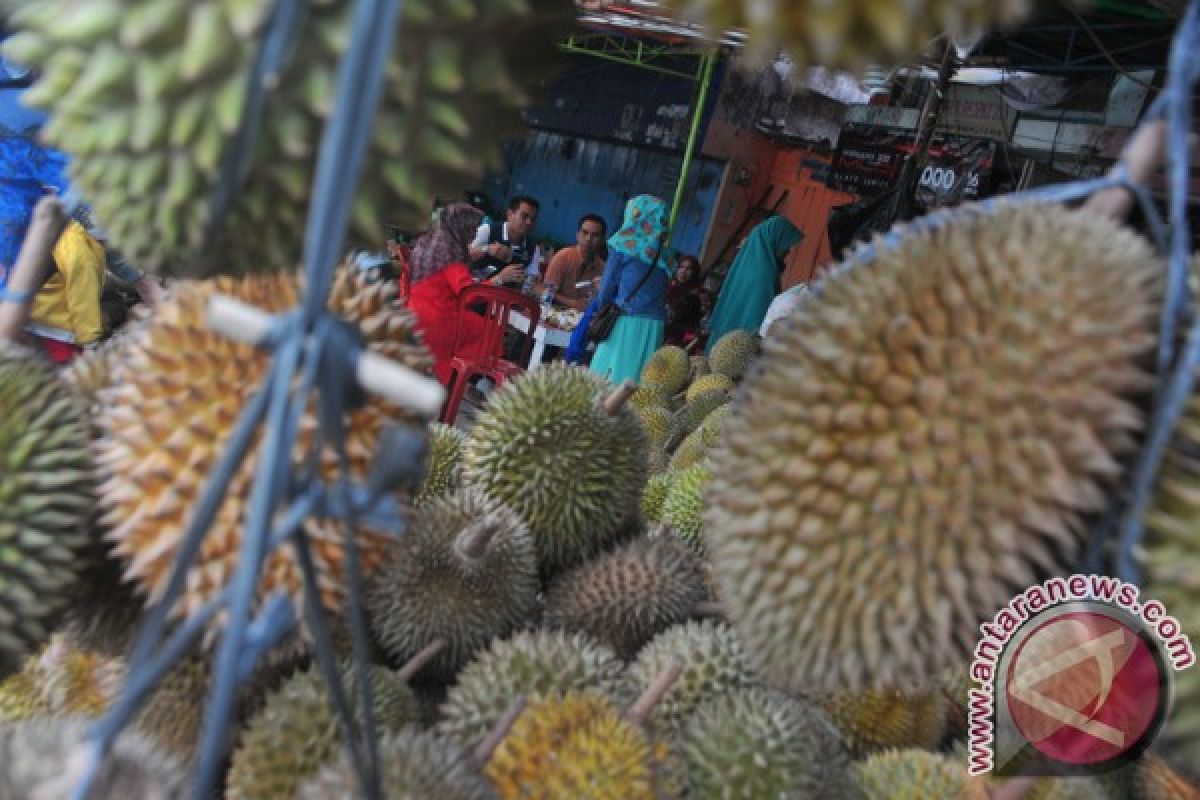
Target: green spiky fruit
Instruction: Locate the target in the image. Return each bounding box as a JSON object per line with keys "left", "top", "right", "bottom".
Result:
{"left": 695, "top": 404, "right": 731, "bottom": 448}
{"left": 641, "top": 471, "right": 675, "bottom": 522}
{"left": 707, "top": 329, "right": 758, "bottom": 382}
{"left": 689, "top": 354, "right": 709, "bottom": 382}
{"left": 655, "top": 0, "right": 1033, "bottom": 73}
{"left": 437, "top": 630, "right": 631, "bottom": 746}
{"left": 463, "top": 365, "right": 648, "bottom": 574}
{"left": 678, "top": 687, "right": 851, "bottom": 799}
{"left": 0, "top": 343, "right": 94, "bottom": 678}
{"left": 0, "top": 718, "right": 186, "bottom": 799}
{"left": 365, "top": 489, "right": 539, "bottom": 680}
{"left": 4, "top": 0, "right": 572, "bottom": 275}
{"left": 636, "top": 403, "right": 673, "bottom": 451}
{"left": 413, "top": 422, "right": 465, "bottom": 506}
{"left": 707, "top": 203, "right": 1159, "bottom": 692}
{"left": 59, "top": 556, "right": 142, "bottom": 658}
{"left": 853, "top": 749, "right": 989, "bottom": 799}
{"left": 670, "top": 389, "right": 730, "bottom": 441}
{"left": 484, "top": 690, "right": 676, "bottom": 800}
{"left": 631, "top": 383, "right": 671, "bottom": 410}
{"left": 226, "top": 663, "right": 422, "bottom": 800}
{"left": 818, "top": 688, "right": 946, "bottom": 757}
{"left": 661, "top": 462, "right": 711, "bottom": 553}
{"left": 684, "top": 374, "right": 734, "bottom": 404}
{"left": 625, "top": 620, "right": 755, "bottom": 727}
{"left": 543, "top": 535, "right": 708, "bottom": 659}
{"left": 0, "top": 635, "right": 123, "bottom": 722}
{"left": 640, "top": 346, "right": 690, "bottom": 396}
{"left": 297, "top": 728, "right": 494, "bottom": 800}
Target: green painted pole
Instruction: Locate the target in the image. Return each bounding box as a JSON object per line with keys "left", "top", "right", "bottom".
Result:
{"left": 665, "top": 47, "right": 718, "bottom": 255}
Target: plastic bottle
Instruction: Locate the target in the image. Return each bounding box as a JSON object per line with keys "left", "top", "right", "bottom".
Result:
{"left": 540, "top": 282, "right": 557, "bottom": 306}
{"left": 521, "top": 245, "right": 543, "bottom": 295}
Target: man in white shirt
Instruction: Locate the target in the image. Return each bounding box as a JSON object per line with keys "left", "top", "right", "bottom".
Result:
{"left": 468, "top": 194, "right": 540, "bottom": 285}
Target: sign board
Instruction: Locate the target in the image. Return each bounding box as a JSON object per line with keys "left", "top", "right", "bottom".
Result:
{"left": 842, "top": 105, "right": 920, "bottom": 130}
{"left": 827, "top": 128, "right": 910, "bottom": 196}
{"left": 937, "top": 84, "right": 1013, "bottom": 140}
{"left": 828, "top": 126, "right": 995, "bottom": 205}
{"left": 913, "top": 137, "right": 996, "bottom": 212}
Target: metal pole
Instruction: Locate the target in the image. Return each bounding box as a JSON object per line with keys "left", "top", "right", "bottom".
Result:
{"left": 666, "top": 47, "right": 718, "bottom": 254}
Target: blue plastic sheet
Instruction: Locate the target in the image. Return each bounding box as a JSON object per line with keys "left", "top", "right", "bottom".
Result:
{"left": 0, "top": 134, "right": 67, "bottom": 285}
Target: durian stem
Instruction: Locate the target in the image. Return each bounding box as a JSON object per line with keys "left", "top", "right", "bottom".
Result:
{"left": 396, "top": 639, "right": 446, "bottom": 682}
{"left": 691, "top": 601, "right": 726, "bottom": 619}
{"left": 0, "top": 197, "right": 67, "bottom": 342}
{"left": 626, "top": 660, "right": 683, "bottom": 724}
{"left": 990, "top": 776, "right": 1037, "bottom": 800}
{"left": 456, "top": 521, "right": 498, "bottom": 561}
{"left": 473, "top": 695, "right": 527, "bottom": 766}
{"left": 602, "top": 380, "right": 638, "bottom": 416}
{"left": 1083, "top": 118, "right": 1167, "bottom": 221}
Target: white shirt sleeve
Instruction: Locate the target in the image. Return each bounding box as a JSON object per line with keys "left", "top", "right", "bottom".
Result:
{"left": 471, "top": 222, "right": 491, "bottom": 250}
{"left": 760, "top": 284, "right": 809, "bottom": 337}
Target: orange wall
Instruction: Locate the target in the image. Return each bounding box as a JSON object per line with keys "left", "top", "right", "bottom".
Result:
{"left": 768, "top": 149, "right": 855, "bottom": 288}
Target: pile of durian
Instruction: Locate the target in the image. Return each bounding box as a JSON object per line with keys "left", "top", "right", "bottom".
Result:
{"left": 1, "top": 202, "right": 1198, "bottom": 799}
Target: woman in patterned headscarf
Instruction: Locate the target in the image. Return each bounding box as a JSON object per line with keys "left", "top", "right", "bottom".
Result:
{"left": 407, "top": 202, "right": 525, "bottom": 385}
{"left": 588, "top": 194, "right": 671, "bottom": 385}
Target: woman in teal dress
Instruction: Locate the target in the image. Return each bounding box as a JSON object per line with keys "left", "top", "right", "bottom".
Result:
{"left": 589, "top": 195, "right": 670, "bottom": 385}
{"left": 705, "top": 215, "right": 804, "bottom": 355}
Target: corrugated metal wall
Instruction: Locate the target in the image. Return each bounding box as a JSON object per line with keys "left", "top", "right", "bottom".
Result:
{"left": 489, "top": 130, "right": 724, "bottom": 260}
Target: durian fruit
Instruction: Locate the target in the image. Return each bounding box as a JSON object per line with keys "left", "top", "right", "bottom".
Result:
{"left": 413, "top": 422, "right": 465, "bottom": 506}
{"left": 661, "top": 462, "right": 711, "bottom": 553}
{"left": 437, "top": 630, "right": 631, "bottom": 746}
{"left": 0, "top": 634, "right": 123, "bottom": 721}
{"left": 684, "top": 374, "right": 734, "bottom": 405}
{"left": 818, "top": 687, "right": 946, "bottom": 757}
{"left": 641, "top": 470, "right": 675, "bottom": 522}
{"left": 542, "top": 535, "right": 709, "bottom": 659}
{"left": 3, "top": 0, "right": 572, "bottom": 275}
{"left": 463, "top": 365, "right": 648, "bottom": 574}
{"left": 0, "top": 342, "right": 95, "bottom": 678}
{"left": 0, "top": 717, "right": 186, "bottom": 799}
{"left": 694, "top": 403, "right": 731, "bottom": 448}
{"left": 938, "top": 664, "right": 972, "bottom": 744}
{"left": 226, "top": 662, "right": 422, "bottom": 800}
{"left": 96, "top": 269, "right": 433, "bottom": 644}
{"left": 625, "top": 620, "right": 755, "bottom": 728}
{"left": 130, "top": 652, "right": 216, "bottom": 767}
{"left": 655, "top": 0, "right": 1032, "bottom": 73}
{"left": 58, "top": 554, "right": 142, "bottom": 658}
{"left": 365, "top": 489, "right": 539, "bottom": 680}
{"left": 636, "top": 403, "right": 673, "bottom": 452}
{"left": 296, "top": 728, "right": 495, "bottom": 800}
{"left": 670, "top": 389, "right": 729, "bottom": 441}
{"left": 852, "top": 749, "right": 989, "bottom": 800}
{"left": 997, "top": 775, "right": 1116, "bottom": 800}
{"left": 483, "top": 690, "right": 675, "bottom": 800}
{"left": 706, "top": 329, "right": 758, "bottom": 382}
{"left": 677, "top": 686, "right": 851, "bottom": 799}
{"left": 668, "top": 428, "right": 708, "bottom": 471}
{"left": 707, "top": 203, "right": 1159, "bottom": 692}
{"left": 631, "top": 383, "right": 672, "bottom": 411}
{"left": 640, "top": 345, "right": 690, "bottom": 396}
{"left": 688, "top": 354, "right": 709, "bottom": 383}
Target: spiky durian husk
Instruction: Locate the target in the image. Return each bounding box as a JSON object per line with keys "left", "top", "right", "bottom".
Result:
{"left": 631, "top": 383, "right": 672, "bottom": 411}
{"left": 296, "top": 728, "right": 495, "bottom": 800}
{"left": 58, "top": 556, "right": 142, "bottom": 658}
{"left": 688, "top": 354, "right": 709, "bottom": 383}
{"left": 542, "top": 535, "right": 708, "bottom": 659}
{"left": 95, "top": 269, "right": 432, "bottom": 645}
{"left": 3, "top": 0, "right": 572, "bottom": 276}
{"left": 667, "top": 427, "right": 707, "bottom": 471}
{"left": 0, "top": 717, "right": 186, "bottom": 799}
{"left": 678, "top": 686, "right": 851, "bottom": 799}
{"left": 656, "top": 0, "right": 1032, "bottom": 72}
{"left": 0, "top": 635, "right": 123, "bottom": 722}
{"left": 695, "top": 403, "right": 731, "bottom": 448}
{"left": 413, "top": 422, "right": 465, "bottom": 506}
{"left": 365, "top": 489, "right": 539, "bottom": 680}
{"left": 818, "top": 687, "right": 946, "bottom": 757}
{"left": 625, "top": 620, "right": 755, "bottom": 727}
{"left": 853, "top": 749, "right": 989, "bottom": 799}
{"left": 707, "top": 203, "right": 1159, "bottom": 692}
{"left": 684, "top": 374, "right": 733, "bottom": 405}
{"left": 669, "top": 389, "right": 729, "bottom": 441}
{"left": 706, "top": 329, "right": 758, "bottom": 382}
{"left": 484, "top": 690, "right": 674, "bottom": 800}
{"left": 661, "top": 462, "right": 711, "bottom": 553}
{"left": 226, "top": 662, "right": 422, "bottom": 800}
{"left": 463, "top": 365, "right": 648, "bottom": 574}
{"left": 641, "top": 470, "right": 675, "bottom": 522}
{"left": 640, "top": 346, "right": 690, "bottom": 396}
{"left": 0, "top": 342, "right": 94, "bottom": 678}
{"left": 437, "top": 630, "right": 632, "bottom": 746}
{"left": 636, "top": 404, "right": 673, "bottom": 452}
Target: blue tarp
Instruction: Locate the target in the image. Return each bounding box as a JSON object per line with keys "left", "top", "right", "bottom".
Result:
{"left": 0, "top": 134, "right": 67, "bottom": 287}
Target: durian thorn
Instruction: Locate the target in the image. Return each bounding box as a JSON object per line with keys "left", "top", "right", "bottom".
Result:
{"left": 625, "top": 660, "right": 683, "bottom": 725}
{"left": 990, "top": 775, "right": 1037, "bottom": 800}
{"left": 456, "top": 520, "right": 498, "bottom": 561}
{"left": 602, "top": 380, "right": 638, "bottom": 416}
{"left": 473, "top": 695, "right": 527, "bottom": 767}
{"left": 691, "top": 601, "right": 726, "bottom": 619}
{"left": 0, "top": 196, "right": 68, "bottom": 342}
{"left": 396, "top": 638, "right": 446, "bottom": 682}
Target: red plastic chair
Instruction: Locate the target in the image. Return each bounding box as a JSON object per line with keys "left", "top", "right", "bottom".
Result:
{"left": 440, "top": 284, "right": 540, "bottom": 424}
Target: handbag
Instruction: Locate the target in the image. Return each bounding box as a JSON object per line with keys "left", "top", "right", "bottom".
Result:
{"left": 587, "top": 243, "right": 664, "bottom": 345}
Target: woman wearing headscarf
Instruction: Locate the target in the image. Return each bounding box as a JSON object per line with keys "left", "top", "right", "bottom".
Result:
{"left": 663, "top": 253, "right": 712, "bottom": 349}
{"left": 407, "top": 202, "right": 525, "bottom": 385}
{"left": 704, "top": 215, "right": 804, "bottom": 355}
{"left": 588, "top": 195, "right": 670, "bottom": 385}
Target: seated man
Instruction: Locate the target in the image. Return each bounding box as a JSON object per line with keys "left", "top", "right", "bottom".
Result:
{"left": 542, "top": 213, "right": 607, "bottom": 311}
{"left": 468, "top": 194, "right": 539, "bottom": 287}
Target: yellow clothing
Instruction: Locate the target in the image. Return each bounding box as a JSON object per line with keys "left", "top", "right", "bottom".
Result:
{"left": 29, "top": 220, "right": 106, "bottom": 344}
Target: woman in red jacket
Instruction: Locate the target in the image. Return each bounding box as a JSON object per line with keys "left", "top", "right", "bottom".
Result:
{"left": 407, "top": 203, "right": 524, "bottom": 385}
